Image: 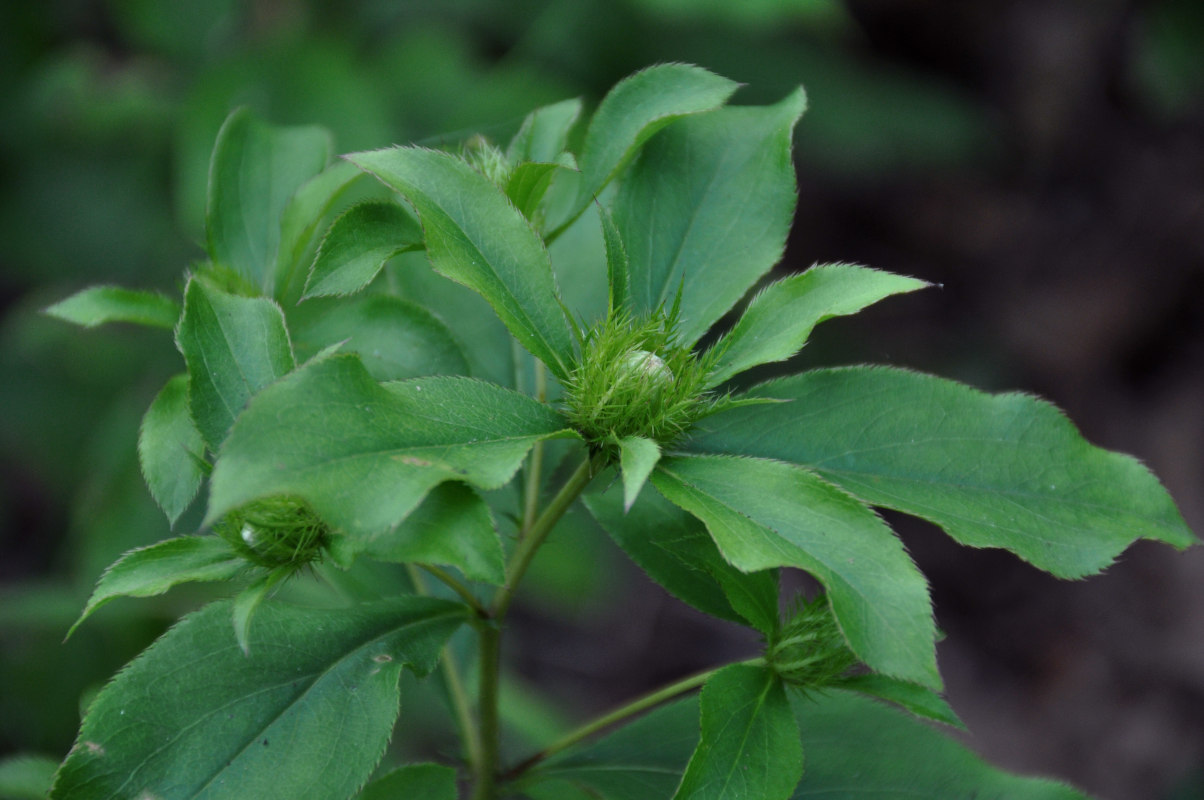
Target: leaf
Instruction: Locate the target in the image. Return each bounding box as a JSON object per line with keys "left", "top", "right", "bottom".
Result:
{"left": 357, "top": 763, "right": 457, "bottom": 800}
{"left": 673, "top": 664, "right": 802, "bottom": 800}
{"left": 206, "top": 107, "right": 331, "bottom": 290}
{"left": 576, "top": 64, "right": 739, "bottom": 208}
{"left": 303, "top": 201, "right": 423, "bottom": 298}
{"left": 600, "top": 205, "right": 630, "bottom": 314}
{"left": 505, "top": 160, "right": 574, "bottom": 227}
{"left": 790, "top": 691, "right": 1087, "bottom": 799}
{"left": 507, "top": 97, "right": 583, "bottom": 163}
{"left": 618, "top": 436, "right": 660, "bottom": 511}
{"left": 51, "top": 596, "right": 468, "bottom": 800}
{"left": 522, "top": 688, "right": 701, "bottom": 800}
{"left": 364, "top": 482, "right": 505, "bottom": 585}
{"left": 138, "top": 374, "right": 207, "bottom": 525}
{"left": 206, "top": 354, "right": 576, "bottom": 548}
{"left": 831, "top": 673, "right": 964, "bottom": 730}
{"left": 614, "top": 88, "right": 806, "bottom": 344}
{"left": 584, "top": 480, "right": 776, "bottom": 630}
{"left": 687, "top": 367, "right": 1197, "bottom": 577}
{"left": 290, "top": 293, "right": 470, "bottom": 382}
{"left": 652, "top": 455, "right": 939, "bottom": 688}
{"left": 348, "top": 146, "right": 576, "bottom": 380}
{"left": 231, "top": 568, "right": 289, "bottom": 656}
{"left": 176, "top": 277, "right": 296, "bottom": 451}
{"left": 44, "top": 285, "right": 179, "bottom": 330}
{"left": 0, "top": 753, "right": 59, "bottom": 800}
{"left": 706, "top": 263, "right": 929, "bottom": 387}
{"left": 68, "top": 536, "right": 245, "bottom": 639}
{"left": 274, "top": 160, "right": 363, "bottom": 300}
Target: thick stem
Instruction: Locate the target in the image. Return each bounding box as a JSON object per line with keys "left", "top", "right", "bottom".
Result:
{"left": 471, "top": 623, "right": 502, "bottom": 800}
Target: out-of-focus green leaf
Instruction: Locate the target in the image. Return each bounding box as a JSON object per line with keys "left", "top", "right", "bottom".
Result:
{"left": 44, "top": 286, "right": 179, "bottom": 330}
{"left": 68, "top": 536, "right": 245, "bottom": 639}
{"left": 348, "top": 146, "right": 576, "bottom": 380}
{"left": 674, "top": 663, "right": 801, "bottom": 800}
{"left": 206, "top": 107, "right": 331, "bottom": 290}
{"left": 138, "top": 374, "right": 207, "bottom": 525}
{"left": 51, "top": 597, "right": 467, "bottom": 800}
{"left": 705, "top": 263, "right": 928, "bottom": 387}
{"left": 0, "top": 753, "right": 59, "bottom": 800}
{"left": 304, "top": 201, "right": 423, "bottom": 298}
{"left": 357, "top": 763, "right": 457, "bottom": 800}
{"left": 614, "top": 88, "right": 806, "bottom": 344}
{"left": 652, "top": 455, "right": 938, "bottom": 688}
{"left": 688, "top": 367, "right": 1198, "bottom": 576}
{"left": 176, "top": 277, "right": 295, "bottom": 451}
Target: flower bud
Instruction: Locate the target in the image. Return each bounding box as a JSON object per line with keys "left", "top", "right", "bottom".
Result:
{"left": 768, "top": 595, "right": 857, "bottom": 690}
{"left": 217, "top": 496, "right": 330, "bottom": 570}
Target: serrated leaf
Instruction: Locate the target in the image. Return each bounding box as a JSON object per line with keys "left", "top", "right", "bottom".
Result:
{"left": 348, "top": 146, "right": 576, "bottom": 380}
{"left": 688, "top": 367, "right": 1197, "bottom": 577}
{"left": 44, "top": 285, "right": 179, "bottom": 329}
{"left": 274, "top": 160, "right": 363, "bottom": 300}
{"left": 522, "top": 688, "right": 701, "bottom": 799}
{"left": 206, "top": 108, "right": 331, "bottom": 290}
{"left": 652, "top": 455, "right": 939, "bottom": 688}
{"left": 614, "top": 87, "right": 806, "bottom": 344}
{"left": 506, "top": 160, "right": 574, "bottom": 227}
{"left": 791, "top": 691, "right": 1087, "bottom": 799}
{"left": 600, "top": 205, "right": 630, "bottom": 315}
{"left": 507, "top": 97, "right": 583, "bottom": 163}
{"left": 364, "top": 482, "right": 504, "bottom": 585}
{"left": 68, "top": 536, "right": 245, "bottom": 639}
{"left": 303, "top": 201, "right": 423, "bottom": 298}
{"left": 139, "top": 374, "right": 207, "bottom": 525}
{"left": 51, "top": 596, "right": 467, "bottom": 800}
{"left": 0, "top": 753, "right": 59, "bottom": 800}
{"left": 576, "top": 64, "right": 739, "bottom": 209}
{"left": 357, "top": 763, "right": 457, "bottom": 800}
{"left": 291, "top": 293, "right": 469, "bottom": 382}
{"left": 618, "top": 436, "right": 660, "bottom": 511}
{"left": 673, "top": 664, "right": 801, "bottom": 800}
{"left": 206, "top": 354, "right": 576, "bottom": 547}
{"left": 176, "top": 277, "right": 296, "bottom": 451}
{"left": 584, "top": 481, "right": 776, "bottom": 630}
{"left": 832, "top": 673, "right": 964, "bottom": 729}
{"left": 706, "top": 263, "right": 929, "bottom": 387}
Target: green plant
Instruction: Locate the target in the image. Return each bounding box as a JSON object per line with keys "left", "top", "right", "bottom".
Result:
{"left": 37, "top": 63, "right": 1194, "bottom": 800}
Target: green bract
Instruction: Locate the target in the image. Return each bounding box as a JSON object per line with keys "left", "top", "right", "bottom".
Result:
{"left": 45, "top": 63, "right": 1194, "bottom": 800}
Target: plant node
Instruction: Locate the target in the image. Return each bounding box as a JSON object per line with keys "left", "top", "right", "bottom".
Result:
{"left": 768, "top": 595, "right": 858, "bottom": 690}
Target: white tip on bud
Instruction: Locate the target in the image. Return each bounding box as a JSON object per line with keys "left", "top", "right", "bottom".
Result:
{"left": 621, "top": 349, "right": 673, "bottom": 384}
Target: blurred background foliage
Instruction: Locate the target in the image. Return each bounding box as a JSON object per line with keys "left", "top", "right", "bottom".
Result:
{"left": 1, "top": 1, "right": 1201, "bottom": 798}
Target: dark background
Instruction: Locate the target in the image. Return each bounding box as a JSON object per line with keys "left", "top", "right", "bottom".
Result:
{"left": 1, "top": 2, "right": 1201, "bottom": 798}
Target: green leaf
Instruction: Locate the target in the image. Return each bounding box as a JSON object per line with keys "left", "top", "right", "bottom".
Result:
{"left": 791, "top": 691, "right": 1087, "bottom": 799}
{"left": 618, "top": 436, "right": 660, "bottom": 511}
{"left": 577, "top": 64, "right": 739, "bottom": 208}
{"left": 348, "top": 146, "right": 576, "bottom": 379}
{"left": 600, "top": 205, "right": 630, "bottom": 315}
{"left": 51, "top": 596, "right": 467, "bottom": 800}
{"left": 206, "top": 107, "right": 331, "bottom": 290}
{"left": 688, "top": 367, "right": 1198, "bottom": 577}
{"left": 68, "top": 536, "right": 245, "bottom": 639}
{"left": 303, "top": 201, "right": 423, "bottom": 298}
{"left": 231, "top": 568, "right": 289, "bottom": 656}
{"left": 44, "top": 285, "right": 179, "bottom": 329}
{"left": 364, "top": 482, "right": 504, "bottom": 585}
{"left": 139, "top": 374, "right": 207, "bottom": 525}
{"left": 0, "top": 753, "right": 59, "bottom": 800}
{"left": 507, "top": 97, "right": 583, "bottom": 163}
{"left": 291, "top": 293, "right": 469, "bottom": 382}
{"left": 614, "top": 88, "right": 806, "bottom": 344}
{"left": 652, "top": 455, "right": 939, "bottom": 688}
{"left": 206, "top": 354, "right": 576, "bottom": 547}
{"left": 673, "top": 664, "right": 802, "bottom": 800}
{"left": 522, "top": 688, "right": 701, "bottom": 799}
{"left": 357, "top": 763, "right": 457, "bottom": 800}
{"left": 832, "top": 673, "right": 964, "bottom": 730}
{"left": 506, "top": 159, "right": 575, "bottom": 228}
{"left": 177, "top": 277, "right": 296, "bottom": 451}
{"left": 274, "top": 160, "right": 363, "bottom": 300}
{"left": 706, "top": 263, "right": 929, "bottom": 387}
{"left": 584, "top": 480, "right": 776, "bottom": 630}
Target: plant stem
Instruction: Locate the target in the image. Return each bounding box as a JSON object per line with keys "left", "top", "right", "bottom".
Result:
{"left": 502, "top": 658, "right": 764, "bottom": 781}
{"left": 471, "top": 623, "right": 501, "bottom": 800}
{"left": 420, "top": 563, "right": 488, "bottom": 617}
{"left": 520, "top": 362, "right": 548, "bottom": 536}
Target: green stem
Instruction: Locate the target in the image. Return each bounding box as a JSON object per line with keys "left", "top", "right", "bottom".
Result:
{"left": 520, "top": 362, "right": 548, "bottom": 536}
{"left": 503, "top": 658, "right": 764, "bottom": 782}
{"left": 471, "top": 623, "right": 502, "bottom": 800}
{"left": 420, "top": 563, "right": 488, "bottom": 617}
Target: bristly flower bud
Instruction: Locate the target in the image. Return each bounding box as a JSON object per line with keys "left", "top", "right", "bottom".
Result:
{"left": 461, "top": 134, "right": 512, "bottom": 189}
{"left": 563, "top": 309, "right": 715, "bottom": 448}
{"left": 768, "top": 595, "right": 858, "bottom": 690}
{"left": 216, "top": 496, "right": 330, "bottom": 571}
